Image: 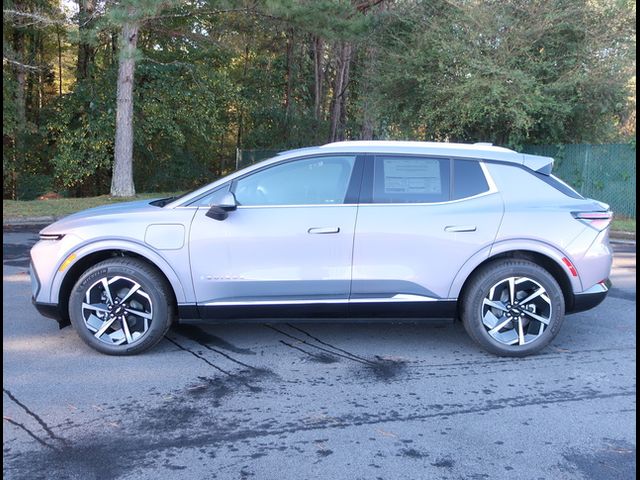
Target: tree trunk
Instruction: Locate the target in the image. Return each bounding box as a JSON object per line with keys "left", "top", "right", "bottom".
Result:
{"left": 57, "top": 27, "right": 63, "bottom": 97}
{"left": 312, "top": 36, "right": 324, "bottom": 122}
{"left": 283, "top": 29, "right": 294, "bottom": 141}
{"left": 236, "top": 42, "right": 250, "bottom": 150}
{"left": 360, "top": 45, "right": 376, "bottom": 139}
{"left": 77, "top": 0, "right": 96, "bottom": 80}
{"left": 111, "top": 21, "right": 140, "bottom": 197}
{"left": 11, "top": 30, "right": 26, "bottom": 200}
{"left": 111, "top": 31, "right": 118, "bottom": 66}
{"left": 328, "top": 42, "right": 352, "bottom": 142}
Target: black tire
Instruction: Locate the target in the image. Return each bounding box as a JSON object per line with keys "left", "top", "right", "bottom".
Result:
{"left": 461, "top": 259, "right": 565, "bottom": 357}
{"left": 69, "top": 257, "right": 174, "bottom": 355}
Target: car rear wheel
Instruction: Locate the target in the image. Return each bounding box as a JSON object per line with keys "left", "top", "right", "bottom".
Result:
{"left": 69, "top": 258, "right": 173, "bottom": 355}
{"left": 461, "top": 259, "right": 565, "bottom": 357}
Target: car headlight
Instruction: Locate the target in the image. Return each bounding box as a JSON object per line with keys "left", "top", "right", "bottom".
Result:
{"left": 39, "top": 233, "right": 66, "bottom": 241}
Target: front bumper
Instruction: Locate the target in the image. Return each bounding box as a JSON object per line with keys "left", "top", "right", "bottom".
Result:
{"left": 32, "top": 298, "right": 61, "bottom": 320}
{"left": 32, "top": 298, "right": 69, "bottom": 328}
{"left": 568, "top": 279, "right": 611, "bottom": 314}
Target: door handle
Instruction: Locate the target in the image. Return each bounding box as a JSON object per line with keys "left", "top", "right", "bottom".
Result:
{"left": 308, "top": 227, "right": 340, "bottom": 234}
{"left": 445, "top": 225, "right": 477, "bottom": 233}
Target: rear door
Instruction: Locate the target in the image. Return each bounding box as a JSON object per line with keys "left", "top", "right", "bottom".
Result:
{"left": 351, "top": 155, "right": 503, "bottom": 303}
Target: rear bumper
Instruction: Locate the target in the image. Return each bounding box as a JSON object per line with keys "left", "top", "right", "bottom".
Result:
{"left": 568, "top": 279, "right": 611, "bottom": 314}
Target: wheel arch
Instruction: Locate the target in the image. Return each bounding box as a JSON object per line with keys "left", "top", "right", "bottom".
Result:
{"left": 52, "top": 241, "right": 189, "bottom": 326}
{"left": 449, "top": 245, "right": 582, "bottom": 311}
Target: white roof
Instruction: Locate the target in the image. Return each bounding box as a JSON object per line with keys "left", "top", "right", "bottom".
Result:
{"left": 312, "top": 141, "right": 551, "bottom": 171}
{"left": 311, "top": 140, "right": 519, "bottom": 162}
{"left": 323, "top": 140, "right": 515, "bottom": 153}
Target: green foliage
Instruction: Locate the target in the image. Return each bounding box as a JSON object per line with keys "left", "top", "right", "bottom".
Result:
{"left": 132, "top": 61, "right": 236, "bottom": 190}
{"left": 46, "top": 75, "right": 118, "bottom": 195}
{"left": 369, "top": 0, "right": 635, "bottom": 148}
{"left": 2, "top": 0, "right": 636, "bottom": 199}
{"left": 16, "top": 174, "right": 54, "bottom": 200}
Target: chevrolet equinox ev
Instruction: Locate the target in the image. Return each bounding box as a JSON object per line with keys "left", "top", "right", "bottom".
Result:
{"left": 30, "top": 141, "right": 613, "bottom": 356}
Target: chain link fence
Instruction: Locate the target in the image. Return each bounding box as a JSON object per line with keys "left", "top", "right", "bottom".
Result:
{"left": 523, "top": 144, "right": 635, "bottom": 218}
{"left": 236, "top": 143, "right": 636, "bottom": 218}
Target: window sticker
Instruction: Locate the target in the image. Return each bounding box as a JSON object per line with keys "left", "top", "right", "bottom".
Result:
{"left": 383, "top": 159, "right": 441, "bottom": 194}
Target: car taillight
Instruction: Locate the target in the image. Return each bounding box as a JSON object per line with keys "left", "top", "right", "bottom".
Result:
{"left": 562, "top": 257, "right": 578, "bottom": 277}
{"left": 571, "top": 211, "right": 613, "bottom": 231}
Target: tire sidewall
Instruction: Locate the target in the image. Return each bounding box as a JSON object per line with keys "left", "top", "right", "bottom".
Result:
{"left": 463, "top": 261, "right": 565, "bottom": 357}
{"left": 69, "top": 261, "right": 169, "bottom": 355}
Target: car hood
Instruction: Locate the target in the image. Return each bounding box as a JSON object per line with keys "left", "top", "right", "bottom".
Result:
{"left": 40, "top": 199, "right": 161, "bottom": 235}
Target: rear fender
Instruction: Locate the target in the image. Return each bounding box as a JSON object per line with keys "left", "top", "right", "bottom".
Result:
{"left": 448, "top": 239, "right": 583, "bottom": 298}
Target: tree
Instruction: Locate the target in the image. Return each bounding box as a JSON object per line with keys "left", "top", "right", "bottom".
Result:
{"left": 109, "top": 0, "right": 177, "bottom": 197}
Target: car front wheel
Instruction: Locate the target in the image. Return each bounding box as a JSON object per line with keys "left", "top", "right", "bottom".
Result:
{"left": 68, "top": 257, "right": 173, "bottom": 355}
{"left": 461, "top": 259, "right": 565, "bottom": 357}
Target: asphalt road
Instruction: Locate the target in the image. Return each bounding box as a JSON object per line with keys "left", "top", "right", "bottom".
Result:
{"left": 3, "top": 225, "right": 636, "bottom": 480}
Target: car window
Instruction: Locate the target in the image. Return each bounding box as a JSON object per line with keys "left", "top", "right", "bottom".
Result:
{"left": 190, "top": 184, "right": 231, "bottom": 206}
{"left": 233, "top": 156, "right": 356, "bottom": 206}
{"left": 452, "top": 159, "right": 490, "bottom": 200}
{"left": 372, "top": 156, "right": 450, "bottom": 203}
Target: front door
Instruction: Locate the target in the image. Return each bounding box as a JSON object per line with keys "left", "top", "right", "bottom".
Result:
{"left": 189, "top": 155, "right": 363, "bottom": 315}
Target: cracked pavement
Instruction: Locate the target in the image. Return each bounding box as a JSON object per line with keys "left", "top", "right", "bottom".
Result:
{"left": 3, "top": 225, "right": 636, "bottom": 479}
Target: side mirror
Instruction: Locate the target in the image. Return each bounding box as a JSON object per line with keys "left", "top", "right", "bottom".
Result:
{"left": 205, "top": 192, "right": 237, "bottom": 221}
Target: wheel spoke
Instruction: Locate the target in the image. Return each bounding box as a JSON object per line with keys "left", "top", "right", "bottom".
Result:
{"left": 100, "top": 278, "right": 114, "bottom": 304}
{"left": 518, "top": 288, "right": 545, "bottom": 306}
{"left": 94, "top": 316, "right": 118, "bottom": 338}
{"left": 508, "top": 277, "right": 516, "bottom": 305}
{"left": 522, "top": 309, "right": 550, "bottom": 325}
{"left": 121, "top": 317, "right": 134, "bottom": 344}
{"left": 517, "top": 318, "right": 525, "bottom": 345}
{"left": 120, "top": 282, "right": 141, "bottom": 304}
{"left": 488, "top": 317, "right": 512, "bottom": 335}
{"left": 483, "top": 298, "right": 508, "bottom": 312}
{"left": 125, "top": 308, "right": 152, "bottom": 320}
{"left": 82, "top": 303, "right": 109, "bottom": 313}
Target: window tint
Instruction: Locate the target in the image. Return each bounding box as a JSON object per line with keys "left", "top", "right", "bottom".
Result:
{"left": 452, "top": 159, "right": 490, "bottom": 200}
{"left": 372, "top": 156, "right": 450, "bottom": 203}
{"left": 233, "top": 156, "right": 356, "bottom": 206}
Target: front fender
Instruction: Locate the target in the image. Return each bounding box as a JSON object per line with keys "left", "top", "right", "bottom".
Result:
{"left": 447, "top": 239, "right": 583, "bottom": 299}
{"left": 48, "top": 239, "right": 193, "bottom": 304}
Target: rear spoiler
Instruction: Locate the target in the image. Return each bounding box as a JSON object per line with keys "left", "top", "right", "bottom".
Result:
{"left": 522, "top": 154, "right": 554, "bottom": 175}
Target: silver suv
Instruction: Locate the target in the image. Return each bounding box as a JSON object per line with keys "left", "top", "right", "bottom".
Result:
{"left": 30, "top": 141, "right": 613, "bottom": 356}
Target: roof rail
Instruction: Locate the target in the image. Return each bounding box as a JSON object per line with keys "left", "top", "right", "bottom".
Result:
{"left": 473, "top": 142, "right": 493, "bottom": 146}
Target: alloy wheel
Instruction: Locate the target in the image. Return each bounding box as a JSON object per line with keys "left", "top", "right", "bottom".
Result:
{"left": 81, "top": 275, "right": 154, "bottom": 346}
{"left": 481, "top": 276, "right": 552, "bottom": 346}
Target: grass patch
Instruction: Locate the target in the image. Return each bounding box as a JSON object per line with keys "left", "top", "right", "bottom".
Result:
{"left": 3, "top": 192, "right": 181, "bottom": 220}
{"left": 611, "top": 217, "right": 636, "bottom": 233}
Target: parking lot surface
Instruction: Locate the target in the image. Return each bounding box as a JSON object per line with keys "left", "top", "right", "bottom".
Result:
{"left": 3, "top": 225, "right": 636, "bottom": 480}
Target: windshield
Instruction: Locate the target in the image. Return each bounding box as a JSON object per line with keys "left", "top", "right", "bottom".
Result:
{"left": 149, "top": 191, "right": 190, "bottom": 207}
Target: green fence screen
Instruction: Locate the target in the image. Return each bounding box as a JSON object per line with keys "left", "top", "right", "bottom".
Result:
{"left": 522, "top": 144, "right": 635, "bottom": 218}
{"left": 237, "top": 144, "right": 636, "bottom": 218}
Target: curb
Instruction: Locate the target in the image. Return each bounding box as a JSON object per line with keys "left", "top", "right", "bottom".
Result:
{"left": 3, "top": 216, "right": 63, "bottom": 227}
{"left": 610, "top": 231, "right": 636, "bottom": 242}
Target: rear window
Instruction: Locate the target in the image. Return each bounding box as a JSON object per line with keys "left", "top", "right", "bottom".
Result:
{"left": 372, "top": 156, "right": 450, "bottom": 203}
{"left": 453, "top": 160, "right": 490, "bottom": 200}
{"left": 532, "top": 171, "right": 584, "bottom": 199}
